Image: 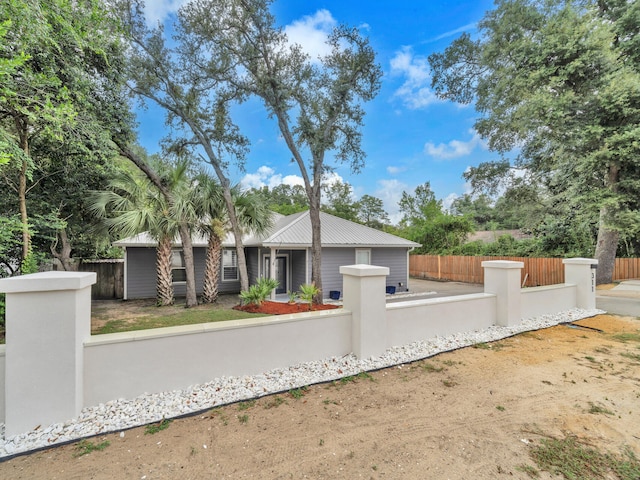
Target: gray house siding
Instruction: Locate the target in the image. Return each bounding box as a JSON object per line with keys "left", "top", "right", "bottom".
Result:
{"left": 371, "top": 248, "right": 410, "bottom": 292}
{"left": 290, "top": 250, "right": 307, "bottom": 292}
{"left": 124, "top": 245, "right": 409, "bottom": 299}
{"left": 246, "top": 247, "right": 260, "bottom": 285}
{"left": 320, "top": 247, "right": 410, "bottom": 298}
{"left": 321, "top": 248, "right": 354, "bottom": 298}
{"left": 125, "top": 247, "right": 157, "bottom": 299}
{"left": 125, "top": 246, "right": 240, "bottom": 299}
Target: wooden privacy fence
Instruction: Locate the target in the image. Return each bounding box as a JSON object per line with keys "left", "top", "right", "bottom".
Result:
{"left": 78, "top": 259, "right": 124, "bottom": 299}
{"left": 410, "top": 255, "right": 640, "bottom": 286}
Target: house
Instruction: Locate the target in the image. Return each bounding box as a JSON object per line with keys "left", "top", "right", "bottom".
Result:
{"left": 115, "top": 210, "right": 420, "bottom": 300}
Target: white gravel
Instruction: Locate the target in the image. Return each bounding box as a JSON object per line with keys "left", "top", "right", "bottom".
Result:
{"left": 0, "top": 308, "right": 602, "bottom": 458}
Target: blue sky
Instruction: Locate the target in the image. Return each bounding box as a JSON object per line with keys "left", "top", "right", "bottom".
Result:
{"left": 136, "top": 0, "right": 499, "bottom": 223}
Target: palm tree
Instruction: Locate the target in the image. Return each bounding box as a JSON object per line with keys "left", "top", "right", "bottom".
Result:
{"left": 90, "top": 159, "right": 198, "bottom": 306}
{"left": 194, "top": 174, "right": 273, "bottom": 303}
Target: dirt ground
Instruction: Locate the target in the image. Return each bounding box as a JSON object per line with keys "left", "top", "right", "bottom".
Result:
{"left": 1, "top": 314, "right": 639, "bottom": 479}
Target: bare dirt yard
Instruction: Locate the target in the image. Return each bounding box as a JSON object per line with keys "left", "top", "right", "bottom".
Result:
{"left": 1, "top": 314, "right": 639, "bottom": 479}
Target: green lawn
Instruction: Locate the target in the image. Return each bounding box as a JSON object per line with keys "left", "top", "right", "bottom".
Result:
{"left": 91, "top": 297, "right": 266, "bottom": 335}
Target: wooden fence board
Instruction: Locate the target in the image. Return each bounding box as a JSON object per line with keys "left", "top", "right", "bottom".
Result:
{"left": 410, "top": 255, "right": 640, "bottom": 286}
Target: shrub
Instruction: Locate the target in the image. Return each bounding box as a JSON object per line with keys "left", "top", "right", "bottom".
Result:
{"left": 239, "top": 277, "right": 279, "bottom": 306}
{"left": 298, "top": 283, "right": 320, "bottom": 310}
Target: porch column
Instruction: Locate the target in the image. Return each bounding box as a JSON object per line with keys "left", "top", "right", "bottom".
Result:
{"left": 563, "top": 258, "right": 598, "bottom": 310}
{"left": 0, "top": 271, "right": 96, "bottom": 437}
{"left": 270, "top": 247, "right": 277, "bottom": 300}
{"left": 340, "top": 264, "right": 389, "bottom": 359}
{"left": 482, "top": 260, "right": 524, "bottom": 327}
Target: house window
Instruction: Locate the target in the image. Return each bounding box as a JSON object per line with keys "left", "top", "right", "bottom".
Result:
{"left": 171, "top": 250, "right": 186, "bottom": 283}
{"left": 222, "top": 249, "right": 238, "bottom": 281}
{"left": 355, "top": 249, "right": 371, "bottom": 265}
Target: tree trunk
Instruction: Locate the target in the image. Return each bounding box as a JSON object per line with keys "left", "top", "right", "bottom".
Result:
{"left": 156, "top": 236, "right": 174, "bottom": 306}
{"left": 50, "top": 228, "right": 76, "bottom": 271}
{"left": 220, "top": 182, "right": 250, "bottom": 292}
{"left": 16, "top": 117, "right": 30, "bottom": 262}
{"left": 202, "top": 231, "right": 222, "bottom": 303}
{"left": 308, "top": 193, "right": 323, "bottom": 305}
{"left": 178, "top": 223, "right": 198, "bottom": 308}
{"left": 595, "top": 164, "right": 620, "bottom": 285}
{"left": 594, "top": 206, "right": 618, "bottom": 285}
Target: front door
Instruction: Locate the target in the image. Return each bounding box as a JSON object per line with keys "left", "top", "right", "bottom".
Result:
{"left": 264, "top": 256, "right": 287, "bottom": 294}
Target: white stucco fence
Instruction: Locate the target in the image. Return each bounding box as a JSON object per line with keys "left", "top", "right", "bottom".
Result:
{"left": 0, "top": 258, "right": 597, "bottom": 438}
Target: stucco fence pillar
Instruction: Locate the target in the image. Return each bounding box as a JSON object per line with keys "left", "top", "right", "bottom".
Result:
{"left": 563, "top": 257, "right": 598, "bottom": 309}
{"left": 340, "top": 264, "right": 389, "bottom": 359}
{"left": 0, "top": 271, "right": 96, "bottom": 438}
{"left": 482, "top": 260, "right": 524, "bottom": 327}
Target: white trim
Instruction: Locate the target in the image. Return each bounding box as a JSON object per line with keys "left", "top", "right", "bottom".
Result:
{"left": 221, "top": 249, "right": 239, "bottom": 282}
{"left": 123, "top": 247, "right": 128, "bottom": 300}
{"left": 355, "top": 248, "right": 372, "bottom": 265}
{"left": 262, "top": 252, "right": 290, "bottom": 293}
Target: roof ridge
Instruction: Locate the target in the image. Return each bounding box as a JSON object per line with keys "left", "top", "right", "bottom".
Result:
{"left": 262, "top": 210, "right": 309, "bottom": 243}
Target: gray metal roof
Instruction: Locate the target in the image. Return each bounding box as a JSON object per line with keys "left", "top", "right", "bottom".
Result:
{"left": 245, "top": 211, "right": 420, "bottom": 248}
{"left": 115, "top": 211, "right": 420, "bottom": 249}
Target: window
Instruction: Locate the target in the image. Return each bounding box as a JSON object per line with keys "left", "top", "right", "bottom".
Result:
{"left": 355, "top": 249, "right": 371, "bottom": 265}
{"left": 171, "top": 250, "right": 186, "bottom": 283}
{"left": 222, "top": 249, "right": 238, "bottom": 281}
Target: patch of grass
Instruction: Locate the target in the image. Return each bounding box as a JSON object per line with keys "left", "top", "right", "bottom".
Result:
{"left": 515, "top": 464, "right": 539, "bottom": 478}
{"left": 441, "top": 359, "right": 462, "bottom": 367}
{"left": 92, "top": 308, "right": 265, "bottom": 335}
{"left": 237, "top": 399, "right": 256, "bottom": 411}
{"left": 73, "top": 439, "right": 110, "bottom": 457}
{"left": 610, "top": 332, "right": 640, "bottom": 344}
{"left": 588, "top": 402, "right": 615, "bottom": 416}
{"left": 238, "top": 414, "right": 249, "bottom": 424}
{"left": 529, "top": 435, "right": 640, "bottom": 480}
{"left": 289, "top": 386, "right": 308, "bottom": 399}
{"left": 496, "top": 405, "right": 506, "bottom": 411}
{"left": 263, "top": 395, "right": 285, "bottom": 409}
{"left": 145, "top": 418, "right": 172, "bottom": 435}
{"left": 473, "top": 340, "right": 509, "bottom": 351}
{"left": 584, "top": 356, "right": 598, "bottom": 363}
{"left": 442, "top": 378, "right": 457, "bottom": 388}
{"left": 421, "top": 362, "right": 444, "bottom": 373}
{"left": 620, "top": 351, "right": 640, "bottom": 362}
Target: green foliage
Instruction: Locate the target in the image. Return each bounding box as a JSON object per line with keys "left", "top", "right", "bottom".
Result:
{"left": 145, "top": 418, "right": 172, "bottom": 435}
{"left": 73, "top": 439, "right": 110, "bottom": 457}
{"left": 429, "top": 0, "right": 640, "bottom": 281}
{"left": 321, "top": 181, "right": 360, "bottom": 222}
{"left": 239, "top": 277, "right": 279, "bottom": 306}
{"left": 397, "top": 182, "right": 474, "bottom": 254}
{"left": 298, "top": 283, "right": 320, "bottom": 310}
{"left": 251, "top": 185, "right": 308, "bottom": 216}
{"left": 529, "top": 435, "right": 640, "bottom": 480}
{"left": 20, "top": 249, "right": 39, "bottom": 274}
{"left": 0, "top": 293, "right": 5, "bottom": 329}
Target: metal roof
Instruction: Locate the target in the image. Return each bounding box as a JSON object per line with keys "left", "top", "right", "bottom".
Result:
{"left": 115, "top": 211, "right": 420, "bottom": 249}
{"left": 245, "top": 211, "right": 420, "bottom": 248}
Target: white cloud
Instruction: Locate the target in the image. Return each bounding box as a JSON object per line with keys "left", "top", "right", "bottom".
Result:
{"left": 386, "top": 166, "right": 405, "bottom": 175}
{"left": 240, "top": 166, "right": 304, "bottom": 191}
{"left": 390, "top": 46, "right": 440, "bottom": 109}
{"left": 429, "top": 23, "right": 477, "bottom": 42}
{"left": 284, "top": 9, "right": 337, "bottom": 61}
{"left": 424, "top": 130, "right": 484, "bottom": 160}
{"left": 376, "top": 179, "right": 409, "bottom": 224}
{"left": 143, "top": 0, "right": 188, "bottom": 26}
{"left": 442, "top": 193, "right": 459, "bottom": 212}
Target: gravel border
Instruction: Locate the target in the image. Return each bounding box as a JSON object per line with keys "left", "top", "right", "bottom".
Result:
{"left": 0, "top": 308, "right": 603, "bottom": 458}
